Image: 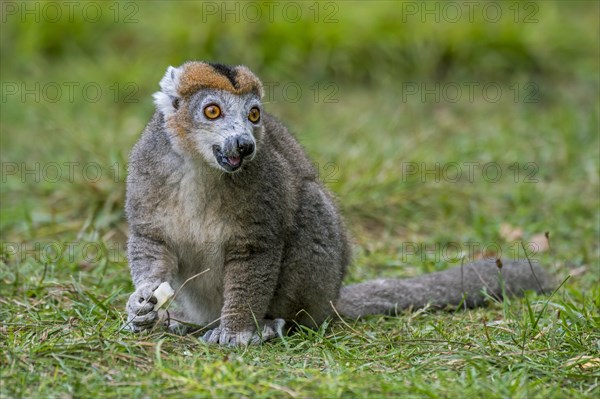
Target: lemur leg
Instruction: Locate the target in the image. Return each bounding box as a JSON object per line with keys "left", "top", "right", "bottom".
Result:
{"left": 202, "top": 241, "right": 283, "bottom": 346}
{"left": 268, "top": 182, "right": 349, "bottom": 328}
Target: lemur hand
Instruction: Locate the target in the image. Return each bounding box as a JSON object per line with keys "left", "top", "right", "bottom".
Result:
{"left": 125, "top": 283, "right": 162, "bottom": 332}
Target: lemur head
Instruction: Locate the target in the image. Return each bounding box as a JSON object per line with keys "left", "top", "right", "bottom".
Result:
{"left": 153, "top": 61, "right": 264, "bottom": 173}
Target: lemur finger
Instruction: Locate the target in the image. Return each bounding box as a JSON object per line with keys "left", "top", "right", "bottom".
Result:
{"left": 203, "top": 328, "right": 221, "bottom": 344}
{"left": 219, "top": 330, "right": 235, "bottom": 346}
{"left": 232, "top": 331, "right": 253, "bottom": 346}
{"left": 129, "top": 300, "right": 155, "bottom": 316}
{"left": 254, "top": 318, "right": 285, "bottom": 343}
{"left": 130, "top": 311, "right": 158, "bottom": 325}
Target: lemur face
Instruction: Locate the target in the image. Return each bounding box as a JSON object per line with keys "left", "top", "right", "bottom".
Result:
{"left": 153, "top": 62, "right": 264, "bottom": 173}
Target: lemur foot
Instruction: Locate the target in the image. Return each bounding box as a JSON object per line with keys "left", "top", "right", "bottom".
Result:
{"left": 202, "top": 318, "right": 285, "bottom": 346}
{"left": 165, "top": 311, "right": 201, "bottom": 335}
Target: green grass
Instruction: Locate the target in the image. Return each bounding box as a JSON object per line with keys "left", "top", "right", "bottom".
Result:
{"left": 1, "top": 1, "right": 599, "bottom": 398}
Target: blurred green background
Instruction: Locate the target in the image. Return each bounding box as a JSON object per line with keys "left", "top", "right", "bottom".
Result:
{"left": 1, "top": 0, "right": 598, "bottom": 273}
{"left": 1, "top": 1, "right": 599, "bottom": 397}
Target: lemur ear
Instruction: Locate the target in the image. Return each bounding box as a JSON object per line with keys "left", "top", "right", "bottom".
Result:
{"left": 153, "top": 66, "right": 182, "bottom": 117}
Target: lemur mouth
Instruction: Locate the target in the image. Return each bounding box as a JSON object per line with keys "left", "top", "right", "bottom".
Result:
{"left": 212, "top": 145, "right": 243, "bottom": 172}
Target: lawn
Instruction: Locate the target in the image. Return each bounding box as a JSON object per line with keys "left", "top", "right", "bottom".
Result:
{"left": 1, "top": 1, "right": 599, "bottom": 398}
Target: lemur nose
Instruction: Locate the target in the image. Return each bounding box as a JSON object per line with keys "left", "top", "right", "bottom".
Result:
{"left": 237, "top": 136, "right": 255, "bottom": 157}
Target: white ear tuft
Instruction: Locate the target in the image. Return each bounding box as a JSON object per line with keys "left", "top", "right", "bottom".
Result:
{"left": 153, "top": 66, "right": 182, "bottom": 117}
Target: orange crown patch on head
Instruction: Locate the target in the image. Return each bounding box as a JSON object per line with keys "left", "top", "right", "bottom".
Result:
{"left": 177, "top": 61, "right": 264, "bottom": 98}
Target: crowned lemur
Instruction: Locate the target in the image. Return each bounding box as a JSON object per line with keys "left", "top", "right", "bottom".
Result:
{"left": 125, "top": 61, "right": 554, "bottom": 345}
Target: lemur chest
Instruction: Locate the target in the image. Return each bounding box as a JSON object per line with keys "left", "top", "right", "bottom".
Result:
{"left": 155, "top": 168, "right": 228, "bottom": 272}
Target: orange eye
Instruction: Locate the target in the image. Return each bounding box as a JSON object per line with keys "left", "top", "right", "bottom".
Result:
{"left": 248, "top": 107, "right": 260, "bottom": 123}
{"left": 204, "top": 104, "right": 221, "bottom": 119}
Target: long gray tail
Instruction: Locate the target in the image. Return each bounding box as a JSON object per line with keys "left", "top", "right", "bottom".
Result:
{"left": 335, "top": 260, "right": 555, "bottom": 319}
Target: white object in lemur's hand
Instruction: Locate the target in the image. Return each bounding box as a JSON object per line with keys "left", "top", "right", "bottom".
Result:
{"left": 153, "top": 282, "right": 174, "bottom": 309}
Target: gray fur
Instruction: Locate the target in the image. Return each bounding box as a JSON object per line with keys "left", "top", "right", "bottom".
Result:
{"left": 125, "top": 62, "right": 554, "bottom": 345}
{"left": 336, "top": 260, "right": 555, "bottom": 319}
